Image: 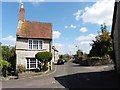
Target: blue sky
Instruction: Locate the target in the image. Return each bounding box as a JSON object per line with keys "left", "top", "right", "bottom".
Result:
{"left": 1, "top": 0, "right": 115, "bottom": 54}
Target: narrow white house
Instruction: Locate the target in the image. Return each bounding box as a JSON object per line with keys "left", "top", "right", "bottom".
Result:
{"left": 16, "top": 3, "right": 53, "bottom": 70}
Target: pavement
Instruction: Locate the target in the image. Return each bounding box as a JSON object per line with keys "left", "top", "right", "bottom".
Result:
{"left": 2, "top": 60, "right": 120, "bottom": 88}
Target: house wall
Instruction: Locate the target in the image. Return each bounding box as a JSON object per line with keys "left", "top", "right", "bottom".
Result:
{"left": 16, "top": 38, "right": 52, "bottom": 69}
{"left": 51, "top": 49, "right": 59, "bottom": 63}
{"left": 113, "top": 2, "right": 120, "bottom": 74}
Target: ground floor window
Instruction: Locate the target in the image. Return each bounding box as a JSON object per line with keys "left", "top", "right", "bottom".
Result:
{"left": 26, "top": 58, "right": 39, "bottom": 69}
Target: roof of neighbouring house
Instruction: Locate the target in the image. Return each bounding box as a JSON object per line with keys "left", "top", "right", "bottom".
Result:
{"left": 52, "top": 46, "right": 59, "bottom": 52}
{"left": 17, "top": 20, "right": 52, "bottom": 39}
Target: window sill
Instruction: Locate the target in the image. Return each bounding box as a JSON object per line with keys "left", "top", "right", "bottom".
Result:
{"left": 27, "top": 49, "right": 46, "bottom": 51}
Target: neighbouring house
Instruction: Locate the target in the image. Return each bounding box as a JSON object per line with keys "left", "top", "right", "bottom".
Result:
{"left": 111, "top": 0, "right": 120, "bottom": 74}
{"left": 52, "top": 46, "right": 59, "bottom": 63}
{"left": 16, "top": 3, "right": 53, "bottom": 70}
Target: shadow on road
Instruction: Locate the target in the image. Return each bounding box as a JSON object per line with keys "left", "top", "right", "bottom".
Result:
{"left": 54, "top": 70, "right": 120, "bottom": 88}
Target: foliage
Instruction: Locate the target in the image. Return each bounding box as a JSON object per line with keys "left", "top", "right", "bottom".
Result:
{"left": 35, "top": 52, "right": 52, "bottom": 63}
{"left": 0, "top": 58, "right": 11, "bottom": 76}
{"left": 76, "top": 49, "right": 83, "bottom": 57}
{"left": 17, "top": 64, "right": 26, "bottom": 73}
{"left": 42, "top": 63, "right": 48, "bottom": 71}
{"left": 73, "top": 49, "right": 84, "bottom": 64}
{"left": 89, "top": 23, "right": 113, "bottom": 58}
{"left": 1, "top": 45, "right": 16, "bottom": 72}
{"left": 59, "top": 54, "right": 71, "bottom": 62}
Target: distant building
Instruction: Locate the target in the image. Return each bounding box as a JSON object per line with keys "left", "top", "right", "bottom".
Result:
{"left": 111, "top": 0, "right": 120, "bottom": 74}
{"left": 52, "top": 46, "right": 59, "bottom": 63}
{"left": 16, "top": 3, "right": 54, "bottom": 70}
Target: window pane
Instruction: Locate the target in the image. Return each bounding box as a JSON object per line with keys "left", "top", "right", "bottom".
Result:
{"left": 29, "top": 40, "right": 32, "bottom": 49}
{"left": 39, "top": 41, "right": 42, "bottom": 49}
{"left": 33, "top": 40, "right": 38, "bottom": 49}
{"left": 30, "top": 64, "right": 36, "bottom": 68}
{"left": 26, "top": 58, "right": 39, "bottom": 69}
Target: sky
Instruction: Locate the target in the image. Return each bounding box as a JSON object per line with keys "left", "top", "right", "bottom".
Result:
{"left": 1, "top": 0, "right": 115, "bottom": 55}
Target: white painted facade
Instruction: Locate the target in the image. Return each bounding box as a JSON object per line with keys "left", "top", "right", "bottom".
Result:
{"left": 16, "top": 38, "right": 52, "bottom": 69}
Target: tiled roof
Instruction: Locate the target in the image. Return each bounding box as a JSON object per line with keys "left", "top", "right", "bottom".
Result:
{"left": 17, "top": 20, "right": 52, "bottom": 39}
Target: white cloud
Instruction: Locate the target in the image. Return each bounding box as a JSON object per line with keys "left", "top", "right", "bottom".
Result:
{"left": 74, "top": 0, "right": 114, "bottom": 26}
{"left": 2, "top": 35, "right": 16, "bottom": 42}
{"left": 18, "top": 0, "right": 42, "bottom": 6}
{"left": 75, "top": 33, "right": 97, "bottom": 41}
{"left": 65, "top": 26, "right": 68, "bottom": 29}
{"left": 79, "top": 27, "right": 88, "bottom": 33}
{"left": 74, "top": 10, "right": 83, "bottom": 21}
{"left": 70, "top": 24, "right": 77, "bottom": 29}
{"left": 64, "top": 24, "right": 77, "bottom": 29}
{"left": 54, "top": 43, "right": 64, "bottom": 53}
{"left": 75, "top": 33, "right": 97, "bottom": 54}
{"left": 53, "top": 31, "right": 61, "bottom": 39}
{"left": 79, "top": 41, "right": 93, "bottom": 46}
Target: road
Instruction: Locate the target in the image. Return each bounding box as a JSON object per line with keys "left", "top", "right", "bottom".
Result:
{"left": 2, "top": 60, "right": 120, "bottom": 88}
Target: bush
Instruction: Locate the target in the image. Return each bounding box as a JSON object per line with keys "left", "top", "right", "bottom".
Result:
{"left": 17, "top": 64, "right": 26, "bottom": 73}
{"left": 35, "top": 52, "right": 52, "bottom": 63}
{"left": 42, "top": 63, "right": 48, "bottom": 71}
{"left": 80, "top": 56, "right": 113, "bottom": 66}
{"left": 0, "top": 59, "right": 11, "bottom": 77}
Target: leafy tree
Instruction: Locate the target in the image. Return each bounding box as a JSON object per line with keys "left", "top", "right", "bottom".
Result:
{"left": 89, "top": 23, "right": 113, "bottom": 58}
{"left": 1, "top": 45, "right": 16, "bottom": 73}
{"left": 76, "top": 49, "right": 83, "bottom": 58}
{"left": 0, "top": 58, "right": 11, "bottom": 77}
{"left": 35, "top": 52, "right": 52, "bottom": 71}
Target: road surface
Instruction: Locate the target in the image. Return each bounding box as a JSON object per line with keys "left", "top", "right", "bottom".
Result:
{"left": 2, "top": 60, "right": 120, "bottom": 88}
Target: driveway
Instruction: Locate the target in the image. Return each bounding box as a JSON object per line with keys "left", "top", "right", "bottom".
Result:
{"left": 2, "top": 60, "right": 120, "bottom": 88}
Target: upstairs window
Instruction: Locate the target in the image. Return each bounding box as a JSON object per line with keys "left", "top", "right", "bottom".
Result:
{"left": 28, "top": 40, "right": 43, "bottom": 50}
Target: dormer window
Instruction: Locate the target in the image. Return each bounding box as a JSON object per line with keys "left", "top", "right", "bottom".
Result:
{"left": 28, "top": 39, "right": 43, "bottom": 50}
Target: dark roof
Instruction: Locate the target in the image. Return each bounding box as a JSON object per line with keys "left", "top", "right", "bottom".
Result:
{"left": 17, "top": 20, "right": 52, "bottom": 39}
{"left": 52, "top": 46, "right": 59, "bottom": 52}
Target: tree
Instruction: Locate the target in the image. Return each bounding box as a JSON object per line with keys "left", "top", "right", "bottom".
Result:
{"left": 35, "top": 52, "right": 52, "bottom": 71}
{"left": 1, "top": 45, "right": 16, "bottom": 75}
{"left": 76, "top": 49, "right": 83, "bottom": 58}
{"left": 89, "top": 23, "right": 113, "bottom": 58}
{"left": 0, "top": 57, "right": 11, "bottom": 77}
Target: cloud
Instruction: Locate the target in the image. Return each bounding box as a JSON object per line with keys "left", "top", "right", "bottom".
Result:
{"left": 74, "top": 10, "right": 83, "bottom": 21}
{"left": 28, "top": 0, "right": 44, "bottom": 6}
{"left": 65, "top": 26, "right": 68, "bottom": 29}
{"left": 2, "top": 35, "right": 16, "bottom": 42}
{"left": 70, "top": 24, "right": 77, "bottom": 29}
{"left": 75, "top": 33, "right": 97, "bottom": 53}
{"left": 53, "top": 43, "right": 64, "bottom": 53}
{"left": 18, "top": 0, "right": 44, "bottom": 6}
{"left": 65, "top": 24, "right": 77, "bottom": 29}
{"left": 53, "top": 31, "right": 61, "bottom": 39}
{"left": 79, "top": 41, "right": 93, "bottom": 46}
{"left": 75, "top": 33, "right": 97, "bottom": 41}
{"left": 79, "top": 27, "right": 88, "bottom": 33}
{"left": 74, "top": 0, "right": 114, "bottom": 26}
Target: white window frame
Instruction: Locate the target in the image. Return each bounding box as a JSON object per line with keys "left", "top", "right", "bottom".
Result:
{"left": 28, "top": 39, "right": 43, "bottom": 50}
{"left": 26, "top": 58, "right": 39, "bottom": 69}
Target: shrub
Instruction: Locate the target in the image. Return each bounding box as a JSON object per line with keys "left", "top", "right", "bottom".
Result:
{"left": 17, "top": 64, "right": 26, "bottom": 73}
{"left": 42, "top": 63, "right": 48, "bottom": 71}
{"left": 0, "top": 59, "right": 11, "bottom": 77}
{"left": 35, "top": 52, "right": 52, "bottom": 63}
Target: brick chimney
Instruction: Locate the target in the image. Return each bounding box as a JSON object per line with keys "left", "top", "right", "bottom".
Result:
{"left": 19, "top": 3, "right": 24, "bottom": 21}
{"left": 17, "top": 3, "right": 25, "bottom": 29}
